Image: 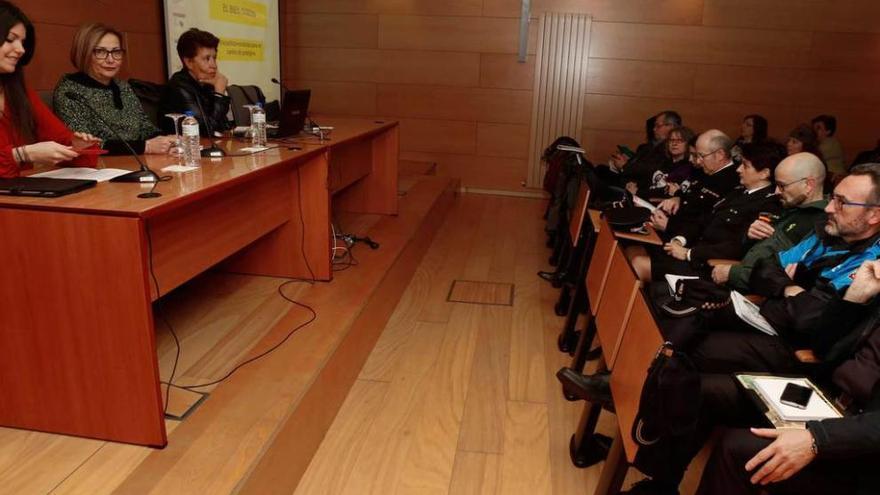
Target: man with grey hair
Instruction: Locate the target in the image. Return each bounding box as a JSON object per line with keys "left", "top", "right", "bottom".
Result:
{"left": 620, "top": 110, "right": 683, "bottom": 192}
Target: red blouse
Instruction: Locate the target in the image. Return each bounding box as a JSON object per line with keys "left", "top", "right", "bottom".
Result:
{"left": 0, "top": 88, "right": 96, "bottom": 178}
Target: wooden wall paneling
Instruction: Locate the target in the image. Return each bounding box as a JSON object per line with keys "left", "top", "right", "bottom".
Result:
{"left": 284, "top": 14, "right": 379, "bottom": 48}
{"left": 377, "top": 84, "right": 532, "bottom": 124}
{"left": 124, "top": 32, "right": 167, "bottom": 83}
{"left": 287, "top": 48, "right": 480, "bottom": 87}
{"left": 702, "top": 0, "right": 880, "bottom": 34}
{"left": 589, "top": 23, "right": 814, "bottom": 69}
{"left": 581, "top": 129, "right": 648, "bottom": 164}
{"left": 477, "top": 123, "right": 530, "bottom": 159}
{"left": 482, "top": 0, "right": 703, "bottom": 24}
{"left": 28, "top": 0, "right": 162, "bottom": 34}
{"left": 28, "top": 23, "right": 77, "bottom": 91}
{"left": 378, "top": 15, "right": 537, "bottom": 55}
{"left": 587, "top": 59, "right": 696, "bottom": 99}
{"left": 289, "top": 0, "right": 483, "bottom": 16}
{"left": 810, "top": 32, "right": 880, "bottom": 72}
{"left": 399, "top": 119, "right": 477, "bottom": 155}
{"left": 480, "top": 54, "right": 535, "bottom": 90}
{"left": 288, "top": 80, "right": 378, "bottom": 116}
{"left": 693, "top": 65, "right": 815, "bottom": 106}
{"left": 0, "top": 209, "right": 165, "bottom": 446}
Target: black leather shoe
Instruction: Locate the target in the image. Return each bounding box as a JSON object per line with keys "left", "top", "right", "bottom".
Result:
{"left": 537, "top": 270, "right": 561, "bottom": 282}
{"left": 556, "top": 368, "right": 612, "bottom": 404}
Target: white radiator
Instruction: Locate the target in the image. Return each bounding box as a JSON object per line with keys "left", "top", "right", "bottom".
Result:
{"left": 526, "top": 12, "right": 592, "bottom": 188}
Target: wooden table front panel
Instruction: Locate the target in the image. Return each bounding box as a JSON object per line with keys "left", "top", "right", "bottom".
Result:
{"left": 0, "top": 208, "right": 166, "bottom": 446}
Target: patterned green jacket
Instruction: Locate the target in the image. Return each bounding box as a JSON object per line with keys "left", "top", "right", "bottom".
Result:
{"left": 53, "top": 72, "right": 160, "bottom": 155}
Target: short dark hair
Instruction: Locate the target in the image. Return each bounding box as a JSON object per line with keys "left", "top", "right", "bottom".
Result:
{"left": 848, "top": 163, "right": 880, "bottom": 203}
{"left": 812, "top": 114, "right": 837, "bottom": 136}
{"left": 740, "top": 142, "right": 783, "bottom": 177}
{"left": 744, "top": 114, "right": 768, "bottom": 142}
{"left": 176, "top": 28, "right": 220, "bottom": 62}
{"left": 660, "top": 110, "right": 682, "bottom": 127}
{"left": 789, "top": 123, "right": 821, "bottom": 156}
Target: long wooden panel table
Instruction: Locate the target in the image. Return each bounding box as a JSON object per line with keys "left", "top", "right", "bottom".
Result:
{"left": 0, "top": 118, "right": 398, "bottom": 447}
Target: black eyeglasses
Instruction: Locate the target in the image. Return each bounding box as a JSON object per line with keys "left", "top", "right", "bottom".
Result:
{"left": 829, "top": 194, "right": 880, "bottom": 209}
{"left": 775, "top": 177, "right": 808, "bottom": 190}
{"left": 693, "top": 148, "right": 721, "bottom": 161}
{"left": 93, "top": 47, "right": 126, "bottom": 60}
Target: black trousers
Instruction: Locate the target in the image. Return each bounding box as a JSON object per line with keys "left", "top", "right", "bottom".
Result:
{"left": 637, "top": 374, "right": 764, "bottom": 486}
{"left": 696, "top": 428, "right": 860, "bottom": 495}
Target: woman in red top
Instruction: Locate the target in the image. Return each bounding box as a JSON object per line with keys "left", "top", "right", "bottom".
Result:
{"left": 0, "top": 0, "right": 100, "bottom": 178}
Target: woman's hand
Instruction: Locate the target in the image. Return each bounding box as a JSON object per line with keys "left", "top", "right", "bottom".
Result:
{"left": 71, "top": 132, "right": 102, "bottom": 150}
{"left": 145, "top": 135, "right": 177, "bottom": 155}
{"left": 21, "top": 142, "right": 79, "bottom": 165}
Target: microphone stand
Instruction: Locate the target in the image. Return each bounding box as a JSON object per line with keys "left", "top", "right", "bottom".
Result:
{"left": 193, "top": 90, "right": 226, "bottom": 157}
{"left": 64, "top": 91, "right": 163, "bottom": 198}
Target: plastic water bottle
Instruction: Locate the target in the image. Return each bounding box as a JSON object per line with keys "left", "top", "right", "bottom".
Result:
{"left": 180, "top": 111, "right": 201, "bottom": 167}
{"left": 251, "top": 103, "right": 267, "bottom": 147}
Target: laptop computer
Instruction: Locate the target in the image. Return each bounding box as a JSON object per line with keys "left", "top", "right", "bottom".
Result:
{"left": 0, "top": 177, "right": 97, "bottom": 197}
{"left": 269, "top": 89, "right": 311, "bottom": 138}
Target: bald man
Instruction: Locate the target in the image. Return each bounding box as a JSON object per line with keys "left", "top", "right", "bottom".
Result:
{"left": 713, "top": 152, "right": 828, "bottom": 291}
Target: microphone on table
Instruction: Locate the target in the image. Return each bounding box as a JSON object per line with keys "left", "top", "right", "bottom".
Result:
{"left": 64, "top": 91, "right": 163, "bottom": 198}
{"left": 270, "top": 77, "right": 288, "bottom": 107}
{"left": 192, "top": 93, "right": 226, "bottom": 157}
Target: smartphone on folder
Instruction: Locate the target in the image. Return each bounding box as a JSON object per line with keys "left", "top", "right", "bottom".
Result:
{"left": 780, "top": 382, "right": 813, "bottom": 409}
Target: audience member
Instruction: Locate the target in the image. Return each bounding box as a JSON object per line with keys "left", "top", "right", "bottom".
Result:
{"left": 787, "top": 123, "right": 822, "bottom": 159}
{"left": 632, "top": 142, "right": 781, "bottom": 282}
{"left": 736, "top": 114, "right": 769, "bottom": 145}
{"left": 712, "top": 152, "right": 828, "bottom": 291}
{"left": 813, "top": 114, "right": 846, "bottom": 178}
{"left": 628, "top": 260, "right": 880, "bottom": 495}
{"left": 158, "top": 28, "right": 231, "bottom": 136}
{"left": 0, "top": 1, "right": 100, "bottom": 178}
{"left": 620, "top": 111, "right": 683, "bottom": 193}
{"left": 641, "top": 126, "right": 696, "bottom": 199}
{"left": 852, "top": 139, "right": 880, "bottom": 169}
{"left": 53, "top": 23, "right": 175, "bottom": 155}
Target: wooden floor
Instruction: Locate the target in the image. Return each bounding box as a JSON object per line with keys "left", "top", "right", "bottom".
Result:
{"left": 0, "top": 189, "right": 630, "bottom": 495}
{"left": 295, "top": 194, "right": 615, "bottom": 495}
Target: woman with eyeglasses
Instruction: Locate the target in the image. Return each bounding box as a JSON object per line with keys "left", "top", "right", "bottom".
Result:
{"left": 643, "top": 125, "right": 697, "bottom": 199}
{"left": 0, "top": 1, "right": 100, "bottom": 178}
{"left": 53, "top": 23, "right": 176, "bottom": 155}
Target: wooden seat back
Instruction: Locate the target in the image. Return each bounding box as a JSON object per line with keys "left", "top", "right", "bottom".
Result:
{"left": 568, "top": 179, "right": 591, "bottom": 248}
{"left": 609, "top": 291, "right": 665, "bottom": 462}
{"left": 593, "top": 245, "right": 641, "bottom": 369}
{"left": 584, "top": 214, "right": 617, "bottom": 316}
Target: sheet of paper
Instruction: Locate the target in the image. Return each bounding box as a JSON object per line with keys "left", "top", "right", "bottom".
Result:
{"left": 633, "top": 195, "right": 658, "bottom": 211}
{"left": 32, "top": 167, "right": 131, "bottom": 182}
{"left": 161, "top": 165, "right": 200, "bottom": 173}
{"left": 731, "top": 290, "right": 777, "bottom": 336}
{"left": 752, "top": 377, "right": 842, "bottom": 422}
{"left": 664, "top": 274, "right": 700, "bottom": 296}
{"left": 238, "top": 146, "right": 270, "bottom": 153}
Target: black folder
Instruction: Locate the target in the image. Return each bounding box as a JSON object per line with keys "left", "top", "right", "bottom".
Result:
{"left": 0, "top": 177, "right": 97, "bottom": 197}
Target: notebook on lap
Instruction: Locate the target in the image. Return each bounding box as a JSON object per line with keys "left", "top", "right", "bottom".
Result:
{"left": 0, "top": 177, "right": 97, "bottom": 197}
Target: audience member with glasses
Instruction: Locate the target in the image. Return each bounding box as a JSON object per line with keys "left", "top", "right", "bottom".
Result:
{"left": 0, "top": 1, "right": 101, "bottom": 178}
{"left": 53, "top": 23, "right": 176, "bottom": 155}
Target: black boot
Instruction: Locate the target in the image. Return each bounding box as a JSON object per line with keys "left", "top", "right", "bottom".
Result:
{"left": 556, "top": 368, "right": 612, "bottom": 404}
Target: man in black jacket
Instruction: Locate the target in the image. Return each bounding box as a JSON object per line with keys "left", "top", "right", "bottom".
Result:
{"left": 159, "top": 28, "right": 232, "bottom": 136}
{"left": 620, "top": 111, "right": 682, "bottom": 193}
{"left": 621, "top": 259, "right": 880, "bottom": 495}
{"left": 627, "top": 129, "right": 742, "bottom": 281}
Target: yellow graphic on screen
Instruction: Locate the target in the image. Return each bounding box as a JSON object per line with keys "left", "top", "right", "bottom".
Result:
{"left": 210, "top": 0, "right": 267, "bottom": 27}
{"left": 219, "top": 38, "right": 264, "bottom": 61}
